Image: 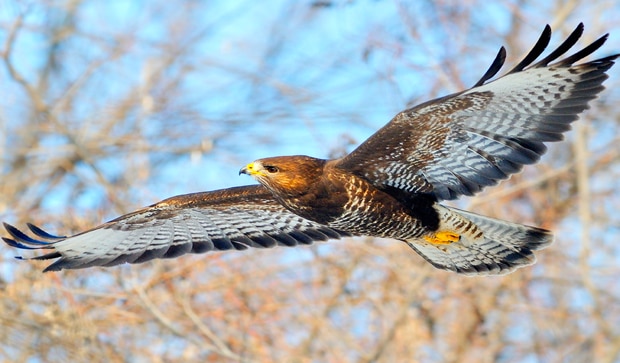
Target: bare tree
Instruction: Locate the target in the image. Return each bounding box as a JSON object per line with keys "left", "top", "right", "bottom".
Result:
{"left": 1, "top": 1, "right": 619, "bottom": 362}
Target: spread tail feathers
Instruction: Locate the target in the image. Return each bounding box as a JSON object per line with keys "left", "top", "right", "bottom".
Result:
{"left": 407, "top": 206, "right": 553, "bottom": 276}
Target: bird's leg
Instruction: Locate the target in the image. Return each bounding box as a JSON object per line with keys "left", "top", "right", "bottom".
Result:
{"left": 423, "top": 231, "right": 461, "bottom": 245}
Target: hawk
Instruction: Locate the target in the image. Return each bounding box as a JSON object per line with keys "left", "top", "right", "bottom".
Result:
{"left": 4, "top": 24, "right": 618, "bottom": 275}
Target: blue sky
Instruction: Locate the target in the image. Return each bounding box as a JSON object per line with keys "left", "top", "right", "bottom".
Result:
{"left": 1, "top": 1, "right": 620, "bottom": 361}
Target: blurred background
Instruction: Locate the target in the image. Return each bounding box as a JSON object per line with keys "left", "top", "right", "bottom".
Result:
{"left": 1, "top": 1, "right": 619, "bottom": 362}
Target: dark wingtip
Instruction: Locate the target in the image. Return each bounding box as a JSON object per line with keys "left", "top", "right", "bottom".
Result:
{"left": 3, "top": 223, "right": 53, "bottom": 247}
{"left": 42, "top": 258, "right": 65, "bottom": 272}
{"left": 507, "top": 24, "right": 552, "bottom": 74}
{"left": 555, "top": 32, "right": 611, "bottom": 67}
{"left": 523, "top": 227, "right": 554, "bottom": 250}
{"left": 3, "top": 224, "right": 64, "bottom": 271}
{"left": 2, "top": 236, "right": 43, "bottom": 250}
{"left": 27, "top": 223, "right": 65, "bottom": 240}
{"left": 532, "top": 23, "right": 584, "bottom": 67}
{"left": 479, "top": 23, "right": 615, "bottom": 87}
{"left": 473, "top": 46, "right": 507, "bottom": 87}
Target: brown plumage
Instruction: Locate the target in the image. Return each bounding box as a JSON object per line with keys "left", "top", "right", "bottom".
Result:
{"left": 4, "top": 24, "right": 618, "bottom": 275}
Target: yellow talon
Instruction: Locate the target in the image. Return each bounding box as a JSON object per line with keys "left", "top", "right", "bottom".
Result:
{"left": 423, "top": 230, "right": 461, "bottom": 245}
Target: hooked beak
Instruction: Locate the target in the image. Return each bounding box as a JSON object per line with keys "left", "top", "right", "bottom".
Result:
{"left": 239, "top": 162, "right": 263, "bottom": 176}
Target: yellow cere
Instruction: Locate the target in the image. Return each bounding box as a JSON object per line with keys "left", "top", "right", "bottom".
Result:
{"left": 244, "top": 162, "right": 265, "bottom": 177}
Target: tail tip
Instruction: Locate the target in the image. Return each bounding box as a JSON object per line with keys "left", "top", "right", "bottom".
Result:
{"left": 524, "top": 226, "right": 554, "bottom": 251}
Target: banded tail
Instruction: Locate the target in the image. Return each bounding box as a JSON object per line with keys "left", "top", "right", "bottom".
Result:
{"left": 408, "top": 206, "right": 553, "bottom": 276}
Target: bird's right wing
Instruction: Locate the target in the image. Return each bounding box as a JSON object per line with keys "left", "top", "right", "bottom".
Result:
{"left": 3, "top": 185, "right": 350, "bottom": 272}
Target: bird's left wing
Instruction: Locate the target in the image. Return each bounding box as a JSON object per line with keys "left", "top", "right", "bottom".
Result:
{"left": 3, "top": 185, "right": 350, "bottom": 272}
{"left": 336, "top": 24, "right": 618, "bottom": 200}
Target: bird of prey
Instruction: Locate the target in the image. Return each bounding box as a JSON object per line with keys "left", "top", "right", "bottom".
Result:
{"left": 4, "top": 24, "right": 618, "bottom": 275}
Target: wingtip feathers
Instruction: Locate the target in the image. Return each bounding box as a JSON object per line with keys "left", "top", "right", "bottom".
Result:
{"left": 475, "top": 23, "right": 614, "bottom": 88}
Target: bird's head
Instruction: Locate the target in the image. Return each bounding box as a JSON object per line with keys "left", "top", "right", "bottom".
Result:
{"left": 240, "top": 155, "right": 327, "bottom": 197}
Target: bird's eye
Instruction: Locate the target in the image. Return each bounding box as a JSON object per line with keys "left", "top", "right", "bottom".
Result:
{"left": 264, "top": 165, "right": 279, "bottom": 173}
